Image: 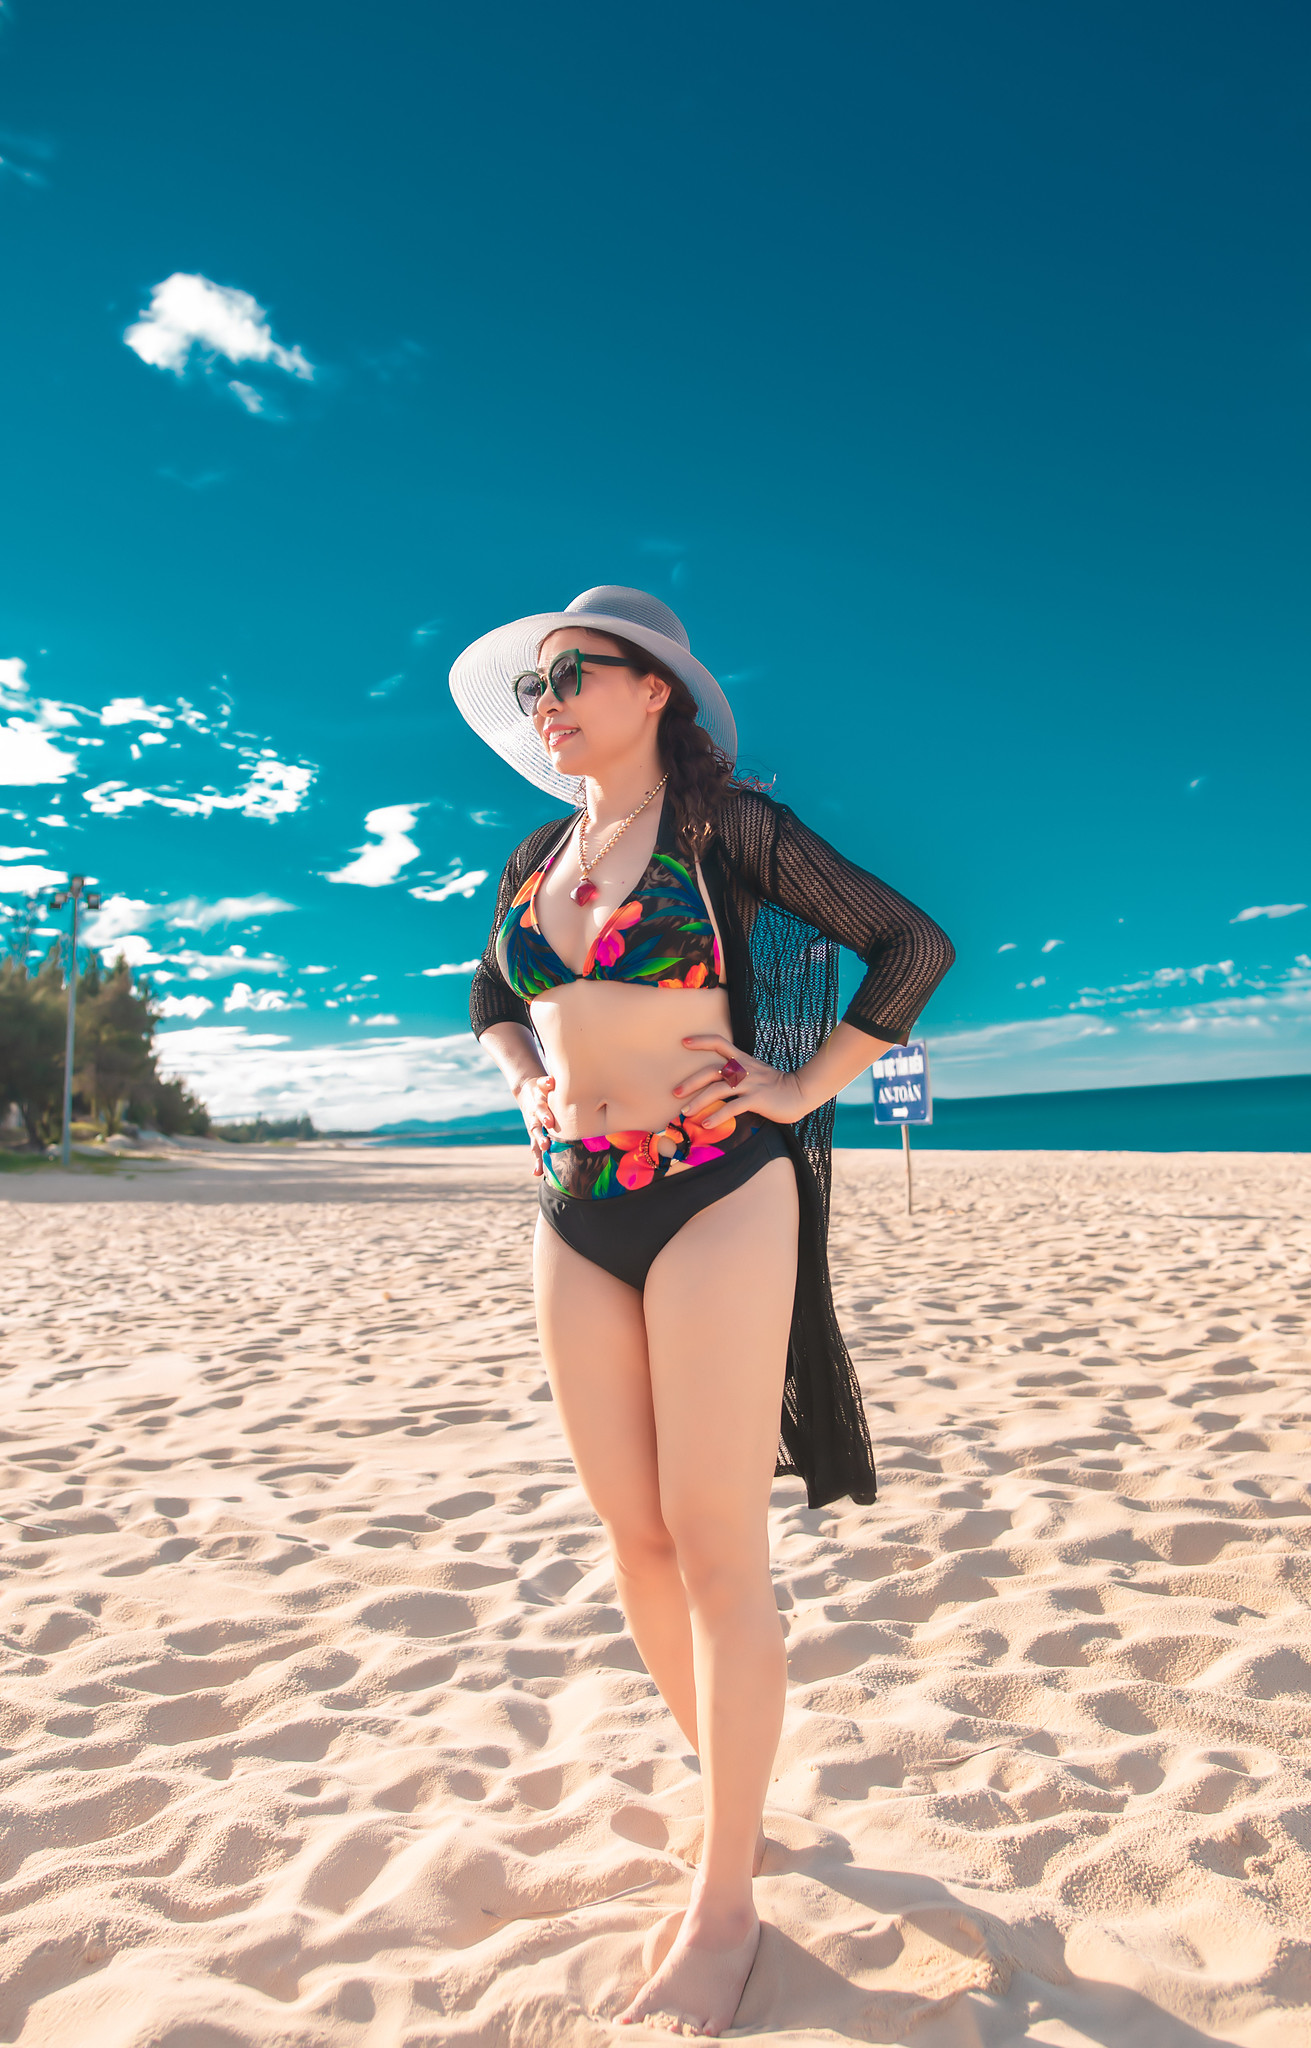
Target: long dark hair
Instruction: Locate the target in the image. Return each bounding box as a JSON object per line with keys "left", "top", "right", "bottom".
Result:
{"left": 603, "top": 634, "right": 755, "bottom": 856}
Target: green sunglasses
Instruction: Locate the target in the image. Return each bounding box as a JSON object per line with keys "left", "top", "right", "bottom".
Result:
{"left": 511, "top": 648, "right": 637, "bottom": 717}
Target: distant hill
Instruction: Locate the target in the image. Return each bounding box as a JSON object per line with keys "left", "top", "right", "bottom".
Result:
{"left": 366, "top": 1110, "right": 527, "bottom": 1147}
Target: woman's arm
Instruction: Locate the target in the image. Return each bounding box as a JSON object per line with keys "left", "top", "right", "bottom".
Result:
{"left": 469, "top": 851, "right": 530, "bottom": 1038}
{"left": 479, "top": 1020, "right": 557, "bottom": 1177}
{"left": 470, "top": 828, "right": 563, "bottom": 1176}
{"left": 770, "top": 798, "right": 955, "bottom": 1041}
{"left": 788, "top": 1018, "right": 895, "bottom": 1115}
{"left": 675, "top": 1020, "right": 890, "bottom": 1127}
{"left": 674, "top": 791, "right": 953, "bottom": 1125}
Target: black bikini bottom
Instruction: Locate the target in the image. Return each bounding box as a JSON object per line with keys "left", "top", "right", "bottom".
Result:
{"left": 538, "top": 1117, "right": 794, "bottom": 1291}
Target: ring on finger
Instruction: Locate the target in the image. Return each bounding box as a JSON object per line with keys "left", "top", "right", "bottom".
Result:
{"left": 718, "top": 1057, "right": 747, "bottom": 1087}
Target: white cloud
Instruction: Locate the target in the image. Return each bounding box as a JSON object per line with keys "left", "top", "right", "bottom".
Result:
{"left": 301, "top": 964, "right": 331, "bottom": 974}
{"left": 37, "top": 813, "right": 69, "bottom": 827}
{"left": 1121, "top": 969, "right": 1311, "bottom": 1037}
{"left": 175, "top": 948, "right": 285, "bottom": 982}
{"left": 4, "top": 671, "right": 82, "bottom": 729}
{"left": 83, "top": 756, "right": 313, "bottom": 821}
{"left": 154, "top": 1026, "right": 509, "bottom": 1130}
{"left": 1, "top": 721, "right": 79, "bottom": 785}
{"left": 165, "top": 893, "right": 295, "bottom": 931}
{"left": 0, "top": 658, "right": 31, "bottom": 710}
{"left": 153, "top": 993, "right": 214, "bottom": 1021}
{"left": 1132, "top": 1007, "right": 1267, "bottom": 1036}
{"left": 98, "top": 698, "right": 173, "bottom": 728}
{"left": 997, "top": 942, "right": 1016, "bottom": 953}
{"left": 229, "top": 380, "right": 266, "bottom": 415}
{"left": 1040, "top": 939, "right": 1063, "bottom": 954}
{"left": 95, "top": 933, "right": 161, "bottom": 969}
{"left": 361, "top": 1012, "right": 399, "bottom": 1026}
{"left": 1070, "top": 960, "right": 1238, "bottom": 1008}
{"left": 3, "top": 671, "right": 312, "bottom": 828}
{"left": 0, "top": 862, "right": 67, "bottom": 893}
{"left": 171, "top": 701, "right": 216, "bottom": 734}
{"left": 0, "top": 662, "right": 86, "bottom": 784}
{"left": 1125, "top": 1000, "right": 1309, "bottom": 1058}
{"left": 421, "top": 959, "right": 480, "bottom": 977}
{"left": 1231, "top": 903, "right": 1306, "bottom": 923}
{"left": 81, "top": 891, "right": 295, "bottom": 948}
{"left": 934, "top": 1016, "right": 1119, "bottom": 1060}
{"left": 409, "top": 861, "right": 488, "bottom": 903}
{"left": 84, "top": 926, "right": 286, "bottom": 980}
{"left": 326, "top": 804, "right": 424, "bottom": 887}
{"left": 0, "top": 844, "right": 46, "bottom": 858}
{"left": 1031, "top": 975, "right": 1046, "bottom": 987}
{"left": 124, "top": 273, "right": 313, "bottom": 383}
{"left": 925, "top": 959, "right": 1311, "bottom": 1097}
{"left": 223, "top": 982, "right": 300, "bottom": 1014}
{"left": 81, "top": 895, "right": 156, "bottom": 945}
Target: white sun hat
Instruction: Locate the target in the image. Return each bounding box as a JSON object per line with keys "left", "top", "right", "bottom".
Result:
{"left": 449, "top": 585, "right": 738, "bottom": 805}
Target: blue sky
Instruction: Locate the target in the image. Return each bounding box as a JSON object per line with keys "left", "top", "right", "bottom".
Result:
{"left": 1, "top": 1, "right": 1308, "bottom": 1126}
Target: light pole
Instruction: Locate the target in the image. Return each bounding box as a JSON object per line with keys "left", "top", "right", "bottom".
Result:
{"left": 49, "top": 875, "right": 101, "bottom": 1168}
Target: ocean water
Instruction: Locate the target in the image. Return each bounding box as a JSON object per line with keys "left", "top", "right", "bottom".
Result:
{"left": 835, "top": 1072, "right": 1311, "bottom": 1153}
{"left": 373, "top": 1073, "right": 1311, "bottom": 1153}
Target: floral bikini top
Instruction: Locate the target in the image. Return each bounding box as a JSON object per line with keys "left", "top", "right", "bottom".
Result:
{"left": 497, "top": 800, "right": 724, "bottom": 1001}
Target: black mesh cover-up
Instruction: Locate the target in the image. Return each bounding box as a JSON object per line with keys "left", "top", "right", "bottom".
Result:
{"left": 469, "top": 787, "right": 956, "bottom": 1510}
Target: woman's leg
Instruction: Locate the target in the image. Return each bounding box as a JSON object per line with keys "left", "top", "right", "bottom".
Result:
{"left": 532, "top": 1213, "right": 698, "bottom": 1750}
{"left": 619, "top": 1154, "right": 799, "bottom": 2037}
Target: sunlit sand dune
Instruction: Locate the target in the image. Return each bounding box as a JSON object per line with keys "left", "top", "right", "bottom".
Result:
{"left": 1, "top": 1145, "right": 1308, "bottom": 2045}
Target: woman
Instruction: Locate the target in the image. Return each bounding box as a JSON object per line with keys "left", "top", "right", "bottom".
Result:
{"left": 451, "top": 587, "right": 953, "bottom": 2037}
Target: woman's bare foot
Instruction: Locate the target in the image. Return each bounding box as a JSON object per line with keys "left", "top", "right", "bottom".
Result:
{"left": 618, "top": 1896, "right": 761, "bottom": 2038}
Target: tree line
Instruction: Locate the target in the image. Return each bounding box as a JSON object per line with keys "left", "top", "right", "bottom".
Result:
{"left": 213, "top": 1114, "right": 317, "bottom": 1142}
{"left": 0, "top": 914, "right": 210, "bottom": 1147}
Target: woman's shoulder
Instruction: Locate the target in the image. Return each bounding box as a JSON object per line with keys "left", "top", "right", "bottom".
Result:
{"left": 501, "top": 810, "right": 580, "bottom": 881}
{"left": 717, "top": 782, "right": 787, "bottom": 825}
{"left": 712, "top": 782, "right": 787, "bottom": 860}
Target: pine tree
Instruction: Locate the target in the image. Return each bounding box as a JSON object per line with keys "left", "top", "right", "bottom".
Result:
{"left": 0, "top": 944, "right": 68, "bottom": 1146}
{"left": 75, "top": 954, "right": 156, "bottom": 1132}
{"left": 0, "top": 917, "right": 211, "bottom": 1147}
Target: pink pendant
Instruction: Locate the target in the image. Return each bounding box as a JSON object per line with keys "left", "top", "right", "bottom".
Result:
{"left": 571, "top": 878, "right": 598, "bottom": 905}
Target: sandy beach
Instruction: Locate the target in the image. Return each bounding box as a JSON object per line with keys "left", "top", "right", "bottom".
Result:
{"left": 0, "top": 1143, "right": 1308, "bottom": 2046}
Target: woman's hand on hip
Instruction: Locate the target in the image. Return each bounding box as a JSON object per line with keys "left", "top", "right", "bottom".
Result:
{"left": 673, "top": 1035, "right": 806, "bottom": 1128}
{"left": 513, "top": 1072, "right": 557, "bottom": 1177}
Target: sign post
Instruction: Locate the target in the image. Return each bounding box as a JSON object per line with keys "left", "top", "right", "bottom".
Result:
{"left": 871, "top": 1038, "right": 932, "bottom": 1217}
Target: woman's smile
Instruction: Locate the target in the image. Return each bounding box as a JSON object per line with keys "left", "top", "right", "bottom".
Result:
{"left": 541, "top": 719, "right": 581, "bottom": 750}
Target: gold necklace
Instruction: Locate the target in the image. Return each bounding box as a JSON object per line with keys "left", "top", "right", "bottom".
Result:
{"left": 571, "top": 775, "right": 668, "bottom": 905}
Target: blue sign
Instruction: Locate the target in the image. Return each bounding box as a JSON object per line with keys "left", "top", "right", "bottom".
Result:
{"left": 872, "top": 1039, "right": 932, "bottom": 1124}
